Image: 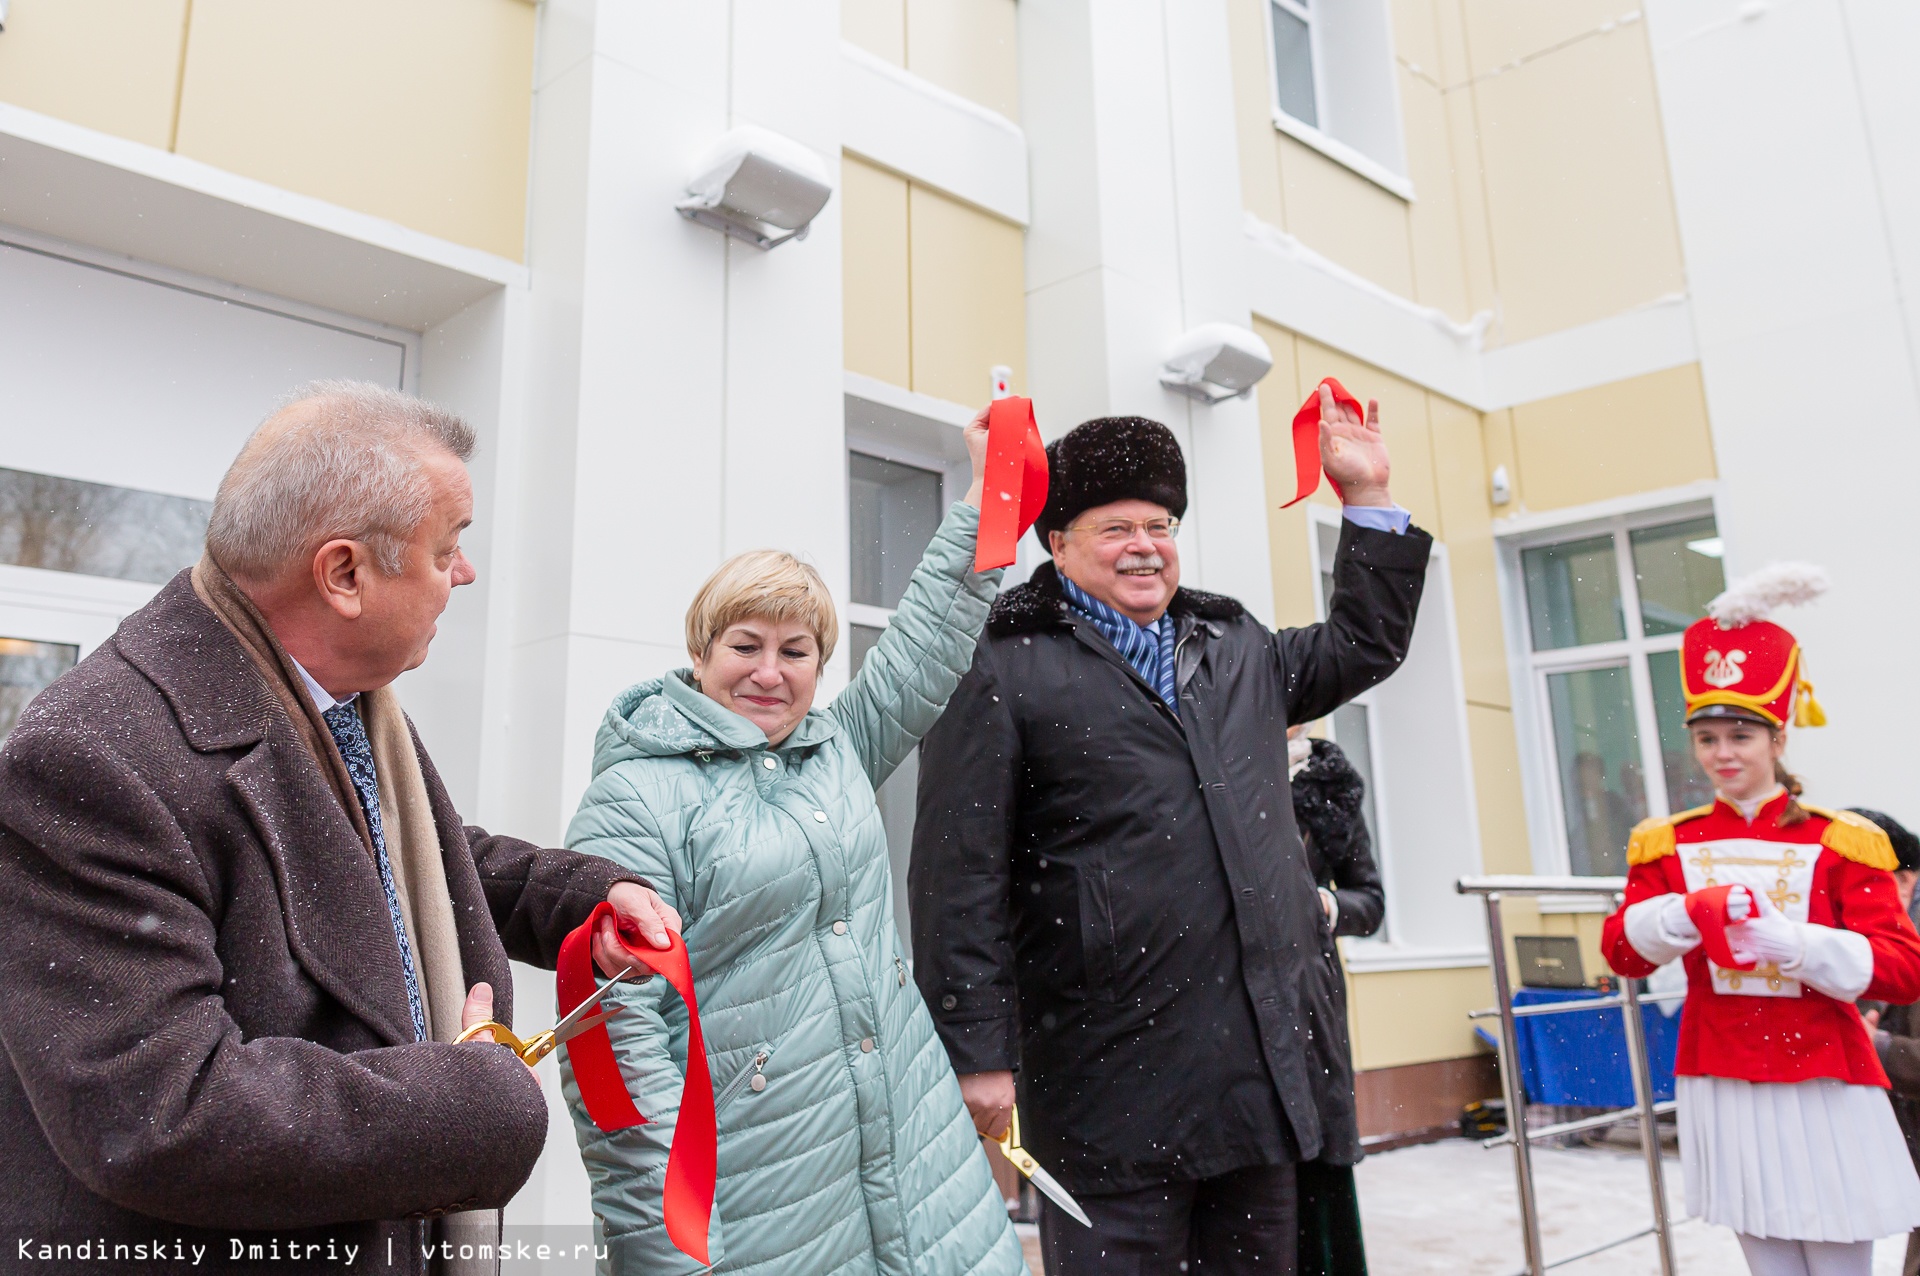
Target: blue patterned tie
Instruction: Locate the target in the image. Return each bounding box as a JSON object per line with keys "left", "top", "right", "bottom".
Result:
{"left": 322, "top": 701, "right": 429, "bottom": 1043}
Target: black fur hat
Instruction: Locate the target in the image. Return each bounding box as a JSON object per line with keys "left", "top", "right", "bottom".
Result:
{"left": 1033, "top": 416, "right": 1188, "bottom": 543}
{"left": 1849, "top": 808, "right": 1920, "bottom": 873}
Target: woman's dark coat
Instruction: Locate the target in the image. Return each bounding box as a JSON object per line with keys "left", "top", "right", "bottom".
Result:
{"left": 0, "top": 574, "right": 639, "bottom": 1273}
{"left": 910, "top": 520, "right": 1430, "bottom": 1193}
{"left": 1293, "top": 737, "right": 1385, "bottom": 939}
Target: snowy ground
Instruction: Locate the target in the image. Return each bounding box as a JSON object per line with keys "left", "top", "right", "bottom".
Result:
{"left": 1012, "top": 1137, "right": 1910, "bottom": 1273}
{"left": 1357, "top": 1137, "right": 1907, "bottom": 1274}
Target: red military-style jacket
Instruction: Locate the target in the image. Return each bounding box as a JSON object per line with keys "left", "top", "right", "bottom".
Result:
{"left": 1603, "top": 793, "right": 1920, "bottom": 1087}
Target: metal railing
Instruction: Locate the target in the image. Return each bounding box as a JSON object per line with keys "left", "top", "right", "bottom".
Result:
{"left": 1456, "top": 875, "right": 1677, "bottom": 1276}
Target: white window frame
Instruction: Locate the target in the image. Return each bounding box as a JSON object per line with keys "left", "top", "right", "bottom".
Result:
{"left": 1306, "top": 506, "right": 1487, "bottom": 973}
{"left": 1495, "top": 483, "right": 1722, "bottom": 902}
{"left": 1260, "top": 0, "right": 1414, "bottom": 201}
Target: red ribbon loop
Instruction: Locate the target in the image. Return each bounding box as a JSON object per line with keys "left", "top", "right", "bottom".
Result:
{"left": 1684, "top": 884, "right": 1757, "bottom": 972}
{"left": 558, "top": 903, "right": 716, "bottom": 1265}
{"left": 974, "top": 395, "right": 1049, "bottom": 572}
{"left": 1282, "top": 377, "right": 1356, "bottom": 509}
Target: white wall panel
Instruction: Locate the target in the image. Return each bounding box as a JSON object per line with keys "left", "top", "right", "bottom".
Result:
{"left": 1645, "top": 0, "right": 1920, "bottom": 807}
{"left": 0, "top": 239, "right": 406, "bottom": 500}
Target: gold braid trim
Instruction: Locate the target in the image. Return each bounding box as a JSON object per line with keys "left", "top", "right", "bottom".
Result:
{"left": 1804, "top": 805, "right": 1900, "bottom": 870}
{"left": 1625, "top": 805, "right": 1712, "bottom": 865}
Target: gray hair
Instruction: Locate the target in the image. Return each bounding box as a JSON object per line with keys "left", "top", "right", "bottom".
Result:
{"left": 205, "top": 380, "right": 476, "bottom": 581}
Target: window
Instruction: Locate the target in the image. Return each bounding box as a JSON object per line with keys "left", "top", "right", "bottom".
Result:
{"left": 850, "top": 453, "right": 944, "bottom": 612}
{"left": 0, "top": 467, "right": 211, "bottom": 585}
{"left": 1269, "top": 0, "right": 1319, "bottom": 128}
{"left": 846, "top": 429, "right": 963, "bottom": 955}
{"left": 1518, "top": 513, "right": 1726, "bottom": 876}
{"left": 1263, "top": 0, "right": 1410, "bottom": 197}
{"left": 1312, "top": 515, "right": 1486, "bottom": 968}
{"left": 0, "top": 637, "right": 77, "bottom": 743}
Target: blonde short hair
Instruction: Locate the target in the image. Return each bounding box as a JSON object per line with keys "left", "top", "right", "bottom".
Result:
{"left": 685, "top": 550, "right": 839, "bottom": 666}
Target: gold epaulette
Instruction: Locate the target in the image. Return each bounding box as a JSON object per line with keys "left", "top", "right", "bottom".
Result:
{"left": 1804, "top": 805, "right": 1900, "bottom": 871}
{"left": 1626, "top": 805, "right": 1712, "bottom": 865}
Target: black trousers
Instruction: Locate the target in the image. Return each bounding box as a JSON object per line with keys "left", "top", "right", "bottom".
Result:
{"left": 1039, "top": 1162, "right": 1299, "bottom": 1276}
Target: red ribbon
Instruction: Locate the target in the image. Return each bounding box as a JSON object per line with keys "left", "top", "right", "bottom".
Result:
{"left": 1684, "top": 884, "right": 1756, "bottom": 972}
{"left": 559, "top": 903, "right": 716, "bottom": 1265}
{"left": 974, "top": 395, "right": 1049, "bottom": 572}
{"left": 1281, "top": 377, "right": 1357, "bottom": 508}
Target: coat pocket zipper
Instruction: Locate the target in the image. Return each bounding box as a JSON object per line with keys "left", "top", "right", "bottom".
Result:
{"left": 714, "top": 1044, "right": 773, "bottom": 1114}
{"left": 895, "top": 956, "right": 908, "bottom": 987}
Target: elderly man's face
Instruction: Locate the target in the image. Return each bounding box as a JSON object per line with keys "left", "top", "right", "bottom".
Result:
{"left": 362, "top": 450, "right": 476, "bottom": 681}
{"left": 314, "top": 449, "right": 475, "bottom": 692}
{"left": 1048, "top": 498, "right": 1181, "bottom": 626}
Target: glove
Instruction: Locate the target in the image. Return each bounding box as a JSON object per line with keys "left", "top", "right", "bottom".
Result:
{"left": 1623, "top": 893, "right": 1700, "bottom": 966}
{"left": 1724, "top": 886, "right": 1805, "bottom": 969}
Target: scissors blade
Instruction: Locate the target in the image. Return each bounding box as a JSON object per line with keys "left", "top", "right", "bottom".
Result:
{"left": 1024, "top": 1162, "right": 1092, "bottom": 1228}
{"left": 549, "top": 965, "right": 633, "bottom": 1042}
{"left": 552, "top": 1004, "right": 628, "bottom": 1045}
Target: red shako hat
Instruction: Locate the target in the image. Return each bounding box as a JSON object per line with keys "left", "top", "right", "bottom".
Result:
{"left": 1681, "top": 563, "right": 1827, "bottom": 729}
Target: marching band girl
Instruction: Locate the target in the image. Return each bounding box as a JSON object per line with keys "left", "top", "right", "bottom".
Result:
{"left": 1603, "top": 565, "right": 1920, "bottom": 1276}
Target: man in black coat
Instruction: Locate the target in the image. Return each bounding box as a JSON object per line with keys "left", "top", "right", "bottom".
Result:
{"left": 910, "top": 387, "right": 1429, "bottom": 1273}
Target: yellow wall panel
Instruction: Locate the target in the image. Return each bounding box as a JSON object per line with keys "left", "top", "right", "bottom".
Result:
{"left": 1253, "top": 321, "right": 1318, "bottom": 626}
{"left": 1296, "top": 339, "right": 1440, "bottom": 533}
{"left": 1511, "top": 364, "right": 1716, "bottom": 513}
{"left": 1468, "top": 704, "right": 1530, "bottom": 874}
{"left": 1399, "top": 72, "right": 1473, "bottom": 322}
{"left": 1347, "top": 965, "right": 1493, "bottom": 1069}
{"left": 1459, "top": 0, "right": 1637, "bottom": 74}
{"left": 1276, "top": 136, "right": 1416, "bottom": 298}
{"left": 1472, "top": 26, "right": 1684, "bottom": 342}
{"left": 1481, "top": 408, "right": 1520, "bottom": 507}
{"left": 1391, "top": 0, "right": 1444, "bottom": 80}
{"left": 842, "top": 157, "right": 913, "bottom": 389}
{"left": 173, "top": 0, "right": 536, "bottom": 260}
{"left": 0, "top": 0, "right": 189, "bottom": 149}
{"left": 1430, "top": 395, "right": 1508, "bottom": 706}
{"left": 907, "top": 185, "right": 1025, "bottom": 406}
{"left": 1226, "top": 0, "right": 1288, "bottom": 228}
{"left": 844, "top": 0, "right": 906, "bottom": 65}
{"left": 905, "top": 0, "right": 1019, "bottom": 120}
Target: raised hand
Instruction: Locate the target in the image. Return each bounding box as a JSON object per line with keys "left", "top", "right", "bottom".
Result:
{"left": 1318, "top": 382, "right": 1392, "bottom": 508}
{"left": 962, "top": 404, "right": 990, "bottom": 509}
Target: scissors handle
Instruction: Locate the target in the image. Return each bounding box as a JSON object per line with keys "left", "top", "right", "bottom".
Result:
{"left": 452, "top": 1021, "right": 558, "bottom": 1066}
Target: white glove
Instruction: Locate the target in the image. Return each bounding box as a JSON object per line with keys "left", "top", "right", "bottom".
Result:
{"left": 1623, "top": 893, "right": 1699, "bottom": 966}
{"left": 1724, "top": 886, "right": 1804, "bottom": 969}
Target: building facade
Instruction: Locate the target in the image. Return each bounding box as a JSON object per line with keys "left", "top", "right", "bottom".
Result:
{"left": 2, "top": 0, "right": 1916, "bottom": 1231}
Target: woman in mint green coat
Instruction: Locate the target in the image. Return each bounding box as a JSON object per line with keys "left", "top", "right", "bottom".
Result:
{"left": 562, "top": 412, "right": 1026, "bottom": 1275}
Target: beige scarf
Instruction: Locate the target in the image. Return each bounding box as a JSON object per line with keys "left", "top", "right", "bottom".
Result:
{"left": 192, "top": 553, "right": 467, "bottom": 1039}
{"left": 192, "top": 555, "right": 497, "bottom": 1268}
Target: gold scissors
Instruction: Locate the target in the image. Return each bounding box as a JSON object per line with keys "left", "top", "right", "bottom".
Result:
{"left": 453, "top": 966, "right": 632, "bottom": 1066}
{"left": 993, "top": 1106, "right": 1092, "bottom": 1227}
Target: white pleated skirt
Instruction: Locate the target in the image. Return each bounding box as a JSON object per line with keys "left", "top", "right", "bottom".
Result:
{"left": 1676, "top": 1074, "right": 1920, "bottom": 1242}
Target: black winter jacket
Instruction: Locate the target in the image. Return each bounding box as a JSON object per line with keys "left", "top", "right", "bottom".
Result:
{"left": 1293, "top": 737, "right": 1386, "bottom": 940}
{"left": 910, "top": 520, "right": 1430, "bottom": 1192}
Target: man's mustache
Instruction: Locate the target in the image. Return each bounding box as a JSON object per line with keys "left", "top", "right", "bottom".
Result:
{"left": 1116, "top": 553, "right": 1165, "bottom": 573}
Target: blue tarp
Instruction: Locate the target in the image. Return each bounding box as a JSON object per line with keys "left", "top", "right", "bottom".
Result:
{"left": 1473, "top": 985, "right": 1682, "bottom": 1107}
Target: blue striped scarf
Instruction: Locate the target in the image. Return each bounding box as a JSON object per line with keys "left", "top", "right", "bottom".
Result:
{"left": 1059, "top": 573, "right": 1178, "bottom": 711}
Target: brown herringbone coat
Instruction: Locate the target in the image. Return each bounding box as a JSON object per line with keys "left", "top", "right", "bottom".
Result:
{"left": 0, "top": 573, "right": 636, "bottom": 1272}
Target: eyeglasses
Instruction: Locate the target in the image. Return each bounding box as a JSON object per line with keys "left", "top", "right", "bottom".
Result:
{"left": 1063, "top": 516, "right": 1182, "bottom": 544}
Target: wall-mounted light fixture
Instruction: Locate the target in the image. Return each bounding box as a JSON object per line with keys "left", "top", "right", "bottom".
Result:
{"left": 676, "top": 126, "right": 832, "bottom": 250}
{"left": 0, "top": 1, "right": 11, "bottom": 32}
{"left": 1159, "top": 323, "right": 1274, "bottom": 403}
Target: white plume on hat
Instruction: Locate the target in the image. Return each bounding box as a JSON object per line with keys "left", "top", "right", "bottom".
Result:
{"left": 1707, "top": 562, "right": 1828, "bottom": 628}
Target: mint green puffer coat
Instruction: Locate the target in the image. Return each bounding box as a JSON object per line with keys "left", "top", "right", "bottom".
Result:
{"left": 562, "top": 503, "right": 1026, "bottom": 1276}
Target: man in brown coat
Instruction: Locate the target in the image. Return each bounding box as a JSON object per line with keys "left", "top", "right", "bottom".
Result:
{"left": 0, "top": 383, "right": 679, "bottom": 1273}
